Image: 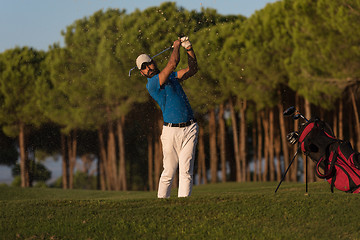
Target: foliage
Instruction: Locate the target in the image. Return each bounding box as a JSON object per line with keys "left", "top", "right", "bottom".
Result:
{"left": 0, "top": 130, "right": 17, "bottom": 166}
{"left": 185, "top": 18, "right": 244, "bottom": 114}
{"left": 285, "top": 0, "right": 360, "bottom": 109}
{"left": 29, "top": 123, "right": 62, "bottom": 158}
{"left": 0, "top": 47, "right": 46, "bottom": 137}
{"left": 232, "top": 1, "right": 294, "bottom": 109}
{"left": 12, "top": 161, "right": 51, "bottom": 183}
{"left": 51, "top": 171, "right": 97, "bottom": 190}
{"left": 34, "top": 181, "right": 48, "bottom": 188}
{"left": 11, "top": 176, "right": 21, "bottom": 187}
{"left": 72, "top": 171, "right": 97, "bottom": 190}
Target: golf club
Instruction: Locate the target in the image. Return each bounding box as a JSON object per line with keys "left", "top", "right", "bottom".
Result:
{"left": 283, "top": 106, "right": 296, "bottom": 116}
{"left": 128, "top": 45, "right": 173, "bottom": 77}
{"left": 283, "top": 106, "right": 309, "bottom": 122}
{"left": 276, "top": 106, "right": 310, "bottom": 193}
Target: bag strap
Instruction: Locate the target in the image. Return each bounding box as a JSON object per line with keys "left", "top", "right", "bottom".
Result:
{"left": 317, "top": 149, "right": 338, "bottom": 193}
{"left": 315, "top": 150, "right": 337, "bottom": 179}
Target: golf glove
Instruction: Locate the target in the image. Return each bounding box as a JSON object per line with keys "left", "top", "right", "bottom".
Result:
{"left": 180, "top": 36, "right": 192, "bottom": 49}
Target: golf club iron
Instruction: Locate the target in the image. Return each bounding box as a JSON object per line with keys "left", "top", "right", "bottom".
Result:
{"left": 128, "top": 45, "right": 173, "bottom": 77}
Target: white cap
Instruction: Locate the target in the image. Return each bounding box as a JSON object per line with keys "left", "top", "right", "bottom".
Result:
{"left": 136, "top": 54, "right": 152, "bottom": 69}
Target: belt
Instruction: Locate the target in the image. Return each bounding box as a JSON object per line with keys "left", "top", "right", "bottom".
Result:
{"left": 164, "top": 119, "right": 196, "bottom": 128}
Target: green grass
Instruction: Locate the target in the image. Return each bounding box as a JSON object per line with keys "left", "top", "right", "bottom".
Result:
{"left": 1, "top": 181, "right": 360, "bottom": 239}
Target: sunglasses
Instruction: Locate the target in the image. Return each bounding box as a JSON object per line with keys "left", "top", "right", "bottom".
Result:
{"left": 140, "top": 61, "right": 153, "bottom": 70}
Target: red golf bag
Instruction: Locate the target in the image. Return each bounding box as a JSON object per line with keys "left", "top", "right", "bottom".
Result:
{"left": 298, "top": 118, "right": 360, "bottom": 193}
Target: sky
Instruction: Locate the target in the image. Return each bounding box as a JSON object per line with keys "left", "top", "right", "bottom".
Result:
{"left": 0, "top": 0, "right": 279, "bottom": 53}
{"left": 0, "top": 0, "right": 279, "bottom": 184}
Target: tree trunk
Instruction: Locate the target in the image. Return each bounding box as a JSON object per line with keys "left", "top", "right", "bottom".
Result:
{"left": 257, "top": 112, "right": 263, "bottom": 182}
{"left": 291, "top": 95, "right": 300, "bottom": 182}
{"left": 154, "top": 139, "right": 160, "bottom": 190}
{"left": 147, "top": 133, "right": 154, "bottom": 191}
{"left": 239, "top": 99, "right": 247, "bottom": 182}
{"left": 262, "top": 110, "right": 269, "bottom": 182}
{"left": 339, "top": 98, "right": 343, "bottom": 140}
{"left": 209, "top": 108, "right": 218, "bottom": 183}
{"left": 117, "top": 116, "right": 127, "bottom": 191}
{"left": 218, "top": 102, "right": 227, "bottom": 182}
{"left": 274, "top": 127, "right": 282, "bottom": 181}
{"left": 67, "top": 134, "right": 73, "bottom": 189}
{"left": 98, "top": 128, "right": 110, "bottom": 190}
{"left": 197, "top": 124, "right": 207, "bottom": 184}
{"left": 61, "top": 133, "right": 69, "bottom": 189}
{"left": 252, "top": 111, "right": 258, "bottom": 182}
{"left": 349, "top": 109, "right": 355, "bottom": 150}
{"left": 229, "top": 98, "right": 241, "bottom": 182}
{"left": 68, "top": 130, "right": 77, "bottom": 190}
{"left": 19, "top": 122, "right": 29, "bottom": 187}
{"left": 107, "top": 122, "right": 118, "bottom": 190}
{"left": 269, "top": 108, "right": 275, "bottom": 182}
{"left": 304, "top": 99, "right": 315, "bottom": 182}
{"left": 154, "top": 116, "right": 163, "bottom": 190}
{"left": 351, "top": 90, "right": 360, "bottom": 151}
{"left": 333, "top": 107, "right": 338, "bottom": 138}
{"left": 99, "top": 153, "right": 107, "bottom": 191}
{"left": 278, "top": 101, "right": 290, "bottom": 181}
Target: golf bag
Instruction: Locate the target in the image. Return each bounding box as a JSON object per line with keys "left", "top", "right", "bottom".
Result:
{"left": 298, "top": 118, "right": 360, "bottom": 193}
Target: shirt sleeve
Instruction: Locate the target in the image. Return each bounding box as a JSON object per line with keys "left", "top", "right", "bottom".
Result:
{"left": 168, "top": 72, "right": 178, "bottom": 83}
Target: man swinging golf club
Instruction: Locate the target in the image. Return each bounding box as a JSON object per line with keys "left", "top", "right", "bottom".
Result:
{"left": 136, "top": 36, "right": 199, "bottom": 198}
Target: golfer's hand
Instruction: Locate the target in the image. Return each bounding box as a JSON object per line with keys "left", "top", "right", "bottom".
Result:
{"left": 173, "top": 39, "right": 181, "bottom": 49}
{"left": 180, "top": 36, "right": 192, "bottom": 49}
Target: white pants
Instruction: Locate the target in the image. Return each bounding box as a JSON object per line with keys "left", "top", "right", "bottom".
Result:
{"left": 158, "top": 122, "right": 199, "bottom": 198}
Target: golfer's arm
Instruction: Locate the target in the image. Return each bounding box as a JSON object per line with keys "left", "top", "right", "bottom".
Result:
{"left": 158, "top": 46, "right": 180, "bottom": 86}
{"left": 177, "top": 48, "right": 198, "bottom": 82}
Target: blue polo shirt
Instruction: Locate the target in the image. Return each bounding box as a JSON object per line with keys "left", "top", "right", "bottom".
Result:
{"left": 146, "top": 72, "right": 194, "bottom": 124}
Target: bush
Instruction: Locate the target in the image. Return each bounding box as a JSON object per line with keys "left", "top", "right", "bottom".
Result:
{"left": 50, "top": 177, "right": 63, "bottom": 188}
{"left": 73, "top": 171, "right": 98, "bottom": 190}
{"left": 50, "top": 171, "right": 98, "bottom": 190}
{"left": 34, "top": 181, "right": 48, "bottom": 188}
{"left": 12, "top": 161, "right": 51, "bottom": 184}
{"left": 11, "top": 176, "right": 21, "bottom": 187}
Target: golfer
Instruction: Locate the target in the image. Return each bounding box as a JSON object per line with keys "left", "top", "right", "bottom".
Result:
{"left": 136, "top": 37, "right": 199, "bottom": 198}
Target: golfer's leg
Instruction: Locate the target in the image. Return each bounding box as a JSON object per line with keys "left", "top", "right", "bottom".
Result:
{"left": 178, "top": 123, "right": 199, "bottom": 197}
{"left": 158, "top": 127, "right": 178, "bottom": 198}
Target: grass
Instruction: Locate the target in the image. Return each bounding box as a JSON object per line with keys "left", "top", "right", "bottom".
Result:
{"left": 1, "top": 181, "right": 360, "bottom": 239}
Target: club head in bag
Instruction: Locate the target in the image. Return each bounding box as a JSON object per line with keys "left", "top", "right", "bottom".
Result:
{"left": 283, "top": 106, "right": 296, "bottom": 117}
{"left": 293, "top": 114, "right": 301, "bottom": 120}
{"left": 287, "top": 131, "right": 299, "bottom": 145}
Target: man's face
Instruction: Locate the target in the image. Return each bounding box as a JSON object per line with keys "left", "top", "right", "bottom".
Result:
{"left": 140, "top": 61, "right": 159, "bottom": 78}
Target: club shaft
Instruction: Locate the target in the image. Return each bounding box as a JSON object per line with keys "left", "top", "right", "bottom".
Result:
{"left": 301, "top": 115, "right": 309, "bottom": 122}
{"left": 128, "top": 46, "right": 172, "bottom": 77}
{"left": 151, "top": 46, "right": 172, "bottom": 58}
